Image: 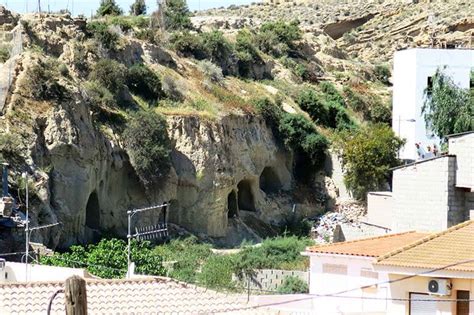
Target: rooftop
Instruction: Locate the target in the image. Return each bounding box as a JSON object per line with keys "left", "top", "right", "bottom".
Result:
{"left": 0, "top": 277, "right": 263, "bottom": 315}
{"left": 376, "top": 220, "right": 474, "bottom": 272}
{"left": 305, "top": 231, "right": 429, "bottom": 258}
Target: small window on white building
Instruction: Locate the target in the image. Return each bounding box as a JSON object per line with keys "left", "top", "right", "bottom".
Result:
{"left": 360, "top": 268, "right": 378, "bottom": 279}
{"left": 322, "top": 263, "right": 347, "bottom": 275}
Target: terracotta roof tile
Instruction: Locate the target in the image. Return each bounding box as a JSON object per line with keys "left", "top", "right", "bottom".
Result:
{"left": 306, "top": 231, "right": 429, "bottom": 257}
{"left": 0, "top": 277, "right": 269, "bottom": 314}
{"left": 376, "top": 220, "right": 474, "bottom": 272}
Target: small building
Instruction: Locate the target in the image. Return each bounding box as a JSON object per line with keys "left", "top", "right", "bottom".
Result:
{"left": 375, "top": 220, "right": 474, "bottom": 315}
{"left": 303, "top": 231, "right": 428, "bottom": 314}
{"left": 392, "top": 48, "right": 474, "bottom": 161}
{"left": 368, "top": 131, "right": 474, "bottom": 233}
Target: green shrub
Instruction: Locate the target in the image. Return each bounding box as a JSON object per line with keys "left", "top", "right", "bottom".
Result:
{"left": 164, "top": 0, "right": 193, "bottom": 31}
{"left": 170, "top": 31, "right": 207, "bottom": 59}
{"left": 334, "top": 124, "right": 404, "bottom": 200}
{"left": 343, "top": 86, "right": 369, "bottom": 116}
{"left": 130, "top": 0, "right": 146, "bottom": 16}
{"left": 277, "top": 276, "right": 308, "bottom": 294}
{"left": 88, "top": 59, "right": 127, "bottom": 95}
{"left": 201, "top": 31, "right": 234, "bottom": 66}
{"left": 126, "top": 64, "right": 163, "bottom": 102}
{"left": 85, "top": 81, "right": 116, "bottom": 108}
{"left": 296, "top": 88, "right": 328, "bottom": 124}
{"left": 41, "top": 239, "right": 164, "bottom": 279}
{"left": 256, "top": 20, "right": 301, "bottom": 57}
{"left": 0, "top": 45, "right": 10, "bottom": 63}
{"left": 24, "top": 59, "right": 66, "bottom": 101}
{"left": 374, "top": 64, "right": 391, "bottom": 85}
{"left": 0, "top": 133, "right": 23, "bottom": 163}
{"left": 253, "top": 97, "right": 283, "bottom": 129}
{"left": 198, "top": 60, "right": 224, "bottom": 83}
{"left": 86, "top": 22, "right": 120, "bottom": 50}
{"left": 280, "top": 57, "right": 308, "bottom": 80}
{"left": 235, "top": 29, "right": 262, "bottom": 77}
{"left": 123, "top": 111, "right": 172, "bottom": 186}
{"left": 369, "top": 101, "right": 391, "bottom": 124}
{"left": 97, "top": 0, "right": 123, "bottom": 16}
{"left": 320, "top": 81, "right": 345, "bottom": 107}
{"left": 198, "top": 255, "right": 235, "bottom": 290}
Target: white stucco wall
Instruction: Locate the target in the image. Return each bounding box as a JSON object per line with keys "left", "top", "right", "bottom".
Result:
{"left": 367, "top": 192, "right": 393, "bottom": 228}
{"left": 392, "top": 48, "right": 474, "bottom": 161}
{"left": 449, "top": 132, "right": 474, "bottom": 190}
{"left": 307, "top": 254, "right": 390, "bottom": 314}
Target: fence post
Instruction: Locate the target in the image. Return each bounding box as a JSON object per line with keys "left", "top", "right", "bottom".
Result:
{"left": 64, "top": 275, "right": 88, "bottom": 315}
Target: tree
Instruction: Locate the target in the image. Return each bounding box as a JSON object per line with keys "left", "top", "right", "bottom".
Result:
{"left": 88, "top": 59, "right": 127, "bottom": 95}
{"left": 97, "top": 0, "right": 123, "bottom": 16}
{"left": 123, "top": 111, "right": 172, "bottom": 187}
{"left": 422, "top": 68, "right": 473, "bottom": 139}
{"left": 126, "top": 64, "right": 163, "bottom": 102}
{"left": 335, "top": 124, "right": 404, "bottom": 200}
{"left": 163, "top": 0, "right": 193, "bottom": 31}
{"left": 130, "top": 0, "right": 147, "bottom": 16}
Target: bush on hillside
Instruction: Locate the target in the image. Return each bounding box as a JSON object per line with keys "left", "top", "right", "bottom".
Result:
{"left": 256, "top": 20, "right": 302, "bottom": 57}
{"left": 123, "top": 111, "right": 172, "bottom": 186}
{"left": 164, "top": 0, "right": 193, "bottom": 31}
{"left": 334, "top": 124, "right": 404, "bottom": 200}
{"left": 87, "top": 22, "right": 120, "bottom": 50}
{"left": 235, "top": 29, "right": 262, "bottom": 77}
{"left": 126, "top": 64, "right": 163, "bottom": 102}
{"left": 97, "top": 0, "right": 123, "bottom": 17}
{"left": 319, "top": 81, "right": 345, "bottom": 107}
{"left": 277, "top": 276, "right": 309, "bottom": 294}
{"left": 296, "top": 88, "right": 328, "bottom": 124}
{"left": 0, "top": 45, "right": 10, "bottom": 63}
{"left": 0, "top": 133, "right": 23, "bottom": 163}
{"left": 198, "top": 60, "right": 224, "bottom": 83}
{"left": 197, "top": 254, "right": 235, "bottom": 290}
{"left": 88, "top": 59, "right": 127, "bottom": 95}
{"left": 24, "top": 59, "right": 66, "bottom": 101}
{"left": 374, "top": 64, "right": 391, "bottom": 85}
{"left": 201, "top": 31, "right": 234, "bottom": 67}
{"left": 170, "top": 31, "right": 207, "bottom": 59}
{"left": 369, "top": 101, "right": 391, "bottom": 124}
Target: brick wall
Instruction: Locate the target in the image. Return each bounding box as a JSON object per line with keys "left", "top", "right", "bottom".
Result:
{"left": 392, "top": 156, "right": 455, "bottom": 232}
{"left": 448, "top": 133, "right": 474, "bottom": 190}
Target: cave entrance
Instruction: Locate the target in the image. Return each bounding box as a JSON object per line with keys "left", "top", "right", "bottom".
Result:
{"left": 227, "top": 190, "right": 238, "bottom": 218}
{"left": 85, "top": 191, "right": 100, "bottom": 230}
{"left": 237, "top": 180, "right": 256, "bottom": 212}
{"left": 259, "top": 167, "right": 282, "bottom": 194}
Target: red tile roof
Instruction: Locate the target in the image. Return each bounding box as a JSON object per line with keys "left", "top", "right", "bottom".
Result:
{"left": 306, "top": 231, "right": 429, "bottom": 257}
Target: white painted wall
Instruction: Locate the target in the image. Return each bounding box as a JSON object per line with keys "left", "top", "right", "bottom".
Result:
{"left": 449, "top": 132, "right": 474, "bottom": 190}
{"left": 307, "top": 254, "right": 390, "bottom": 314}
{"left": 0, "top": 262, "right": 88, "bottom": 282}
{"left": 392, "top": 48, "right": 474, "bottom": 161}
{"left": 367, "top": 192, "right": 393, "bottom": 228}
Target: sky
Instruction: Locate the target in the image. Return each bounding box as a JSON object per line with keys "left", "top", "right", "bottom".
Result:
{"left": 2, "top": 0, "right": 256, "bottom": 16}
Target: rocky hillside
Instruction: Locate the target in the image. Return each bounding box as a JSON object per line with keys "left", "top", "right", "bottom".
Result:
{"left": 0, "top": 0, "right": 471, "bottom": 251}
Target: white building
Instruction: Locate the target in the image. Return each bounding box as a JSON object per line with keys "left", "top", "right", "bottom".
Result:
{"left": 392, "top": 48, "right": 474, "bottom": 161}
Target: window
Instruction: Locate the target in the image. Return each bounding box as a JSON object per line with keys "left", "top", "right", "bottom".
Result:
{"left": 426, "top": 76, "right": 433, "bottom": 96}
{"left": 322, "top": 263, "right": 347, "bottom": 275}
{"left": 409, "top": 293, "right": 437, "bottom": 315}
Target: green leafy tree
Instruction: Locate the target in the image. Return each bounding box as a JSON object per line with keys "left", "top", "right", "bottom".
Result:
{"left": 257, "top": 20, "right": 301, "bottom": 57}
{"left": 86, "top": 22, "right": 120, "bottom": 50}
{"left": 235, "top": 29, "right": 262, "bottom": 77}
{"left": 201, "top": 31, "right": 233, "bottom": 66}
{"left": 422, "top": 69, "right": 473, "bottom": 139}
{"left": 97, "top": 0, "right": 123, "bottom": 16}
{"left": 335, "top": 124, "right": 404, "bottom": 200}
{"left": 163, "top": 0, "right": 193, "bottom": 30}
{"left": 41, "top": 239, "right": 164, "bottom": 279}
{"left": 277, "top": 276, "right": 309, "bottom": 294}
{"left": 123, "top": 111, "right": 172, "bottom": 187}
{"left": 126, "top": 64, "right": 163, "bottom": 102}
{"left": 88, "top": 59, "right": 127, "bottom": 95}
{"left": 130, "top": 0, "right": 147, "bottom": 15}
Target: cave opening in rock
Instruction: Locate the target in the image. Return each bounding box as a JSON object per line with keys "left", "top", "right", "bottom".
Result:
{"left": 227, "top": 190, "right": 238, "bottom": 218}
{"left": 85, "top": 191, "right": 100, "bottom": 230}
{"left": 259, "top": 167, "right": 282, "bottom": 194}
{"left": 237, "top": 180, "right": 256, "bottom": 212}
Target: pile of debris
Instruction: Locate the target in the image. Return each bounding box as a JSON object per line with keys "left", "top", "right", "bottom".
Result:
{"left": 311, "top": 201, "right": 367, "bottom": 244}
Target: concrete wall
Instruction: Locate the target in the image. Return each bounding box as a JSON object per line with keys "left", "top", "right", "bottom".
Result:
{"left": 392, "top": 49, "right": 474, "bottom": 161}
{"left": 391, "top": 156, "right": 460, "bottom": 232}
{"left": 367, "top": 192, "right": 393, "bottom": 228}
{"left": 236, "top": 269, "right": 309, "bottom": 291}
{"left": 449, "top": 133, "right": 474, "bottom": 190}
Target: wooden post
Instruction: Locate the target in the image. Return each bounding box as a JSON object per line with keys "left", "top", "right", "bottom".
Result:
{"left": 64, "top": 276, "right": 88, "bottom": 315}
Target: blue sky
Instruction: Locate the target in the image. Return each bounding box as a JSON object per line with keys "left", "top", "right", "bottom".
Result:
{"left": 2, "top": 0, "right": 256, "bottom": 16}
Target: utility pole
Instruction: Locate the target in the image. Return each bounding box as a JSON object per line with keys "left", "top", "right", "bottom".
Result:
{"left": 37, "top": 0, "right": 41, "bottom": 13}
{"left": 21, "top": 172, "right": 29, "bottom": 282}
{"left": 65, "top": 276, "right": 88, "bottom": 315}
